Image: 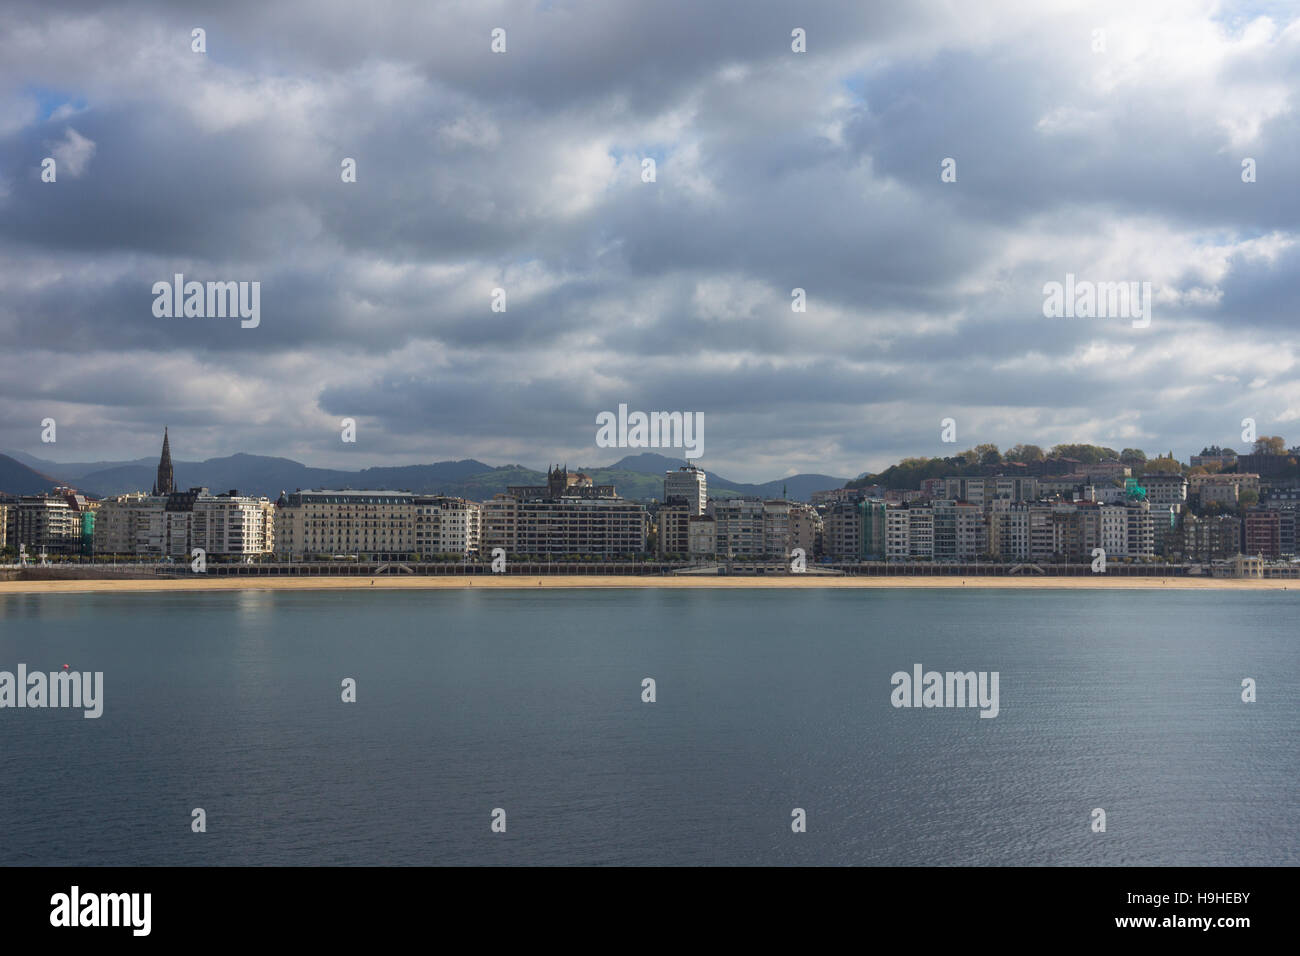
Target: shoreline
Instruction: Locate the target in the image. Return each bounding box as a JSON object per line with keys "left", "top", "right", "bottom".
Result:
{"left": 0, "top": 575, "right": 1293, "bottom": 594}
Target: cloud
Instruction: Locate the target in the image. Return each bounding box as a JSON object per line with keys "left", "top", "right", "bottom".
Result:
{"left": 0, "top": 0, "right": 1298, "bottom": 482}
{"left": 49, "top": 126, "right": 95, "bottom": 177}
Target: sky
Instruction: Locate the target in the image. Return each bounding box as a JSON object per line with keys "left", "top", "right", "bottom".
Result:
{"left": 1, "top": 0, "right": 1298, "bottom": 483}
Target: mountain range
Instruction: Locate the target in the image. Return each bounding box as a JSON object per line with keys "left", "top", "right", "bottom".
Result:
{"left": 1, "top": 449, "right": 848, "bottom": 503}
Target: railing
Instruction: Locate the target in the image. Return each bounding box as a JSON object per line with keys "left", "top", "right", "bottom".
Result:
{"left": 8, "top": 556, "right": 1300, "bottom": 578}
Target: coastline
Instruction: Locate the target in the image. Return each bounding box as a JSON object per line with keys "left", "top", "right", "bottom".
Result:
{"left": 0, "top": 574, "right": 1293, "bottom": 594}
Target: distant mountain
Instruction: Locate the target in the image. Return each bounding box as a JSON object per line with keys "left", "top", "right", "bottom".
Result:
{"left": 592, "top": 452, "right": 848, "bottom": 501}
{"left": 1, "top": 448, "right": 848, "bottom": 503}
{"left": 5, "top": 451, "right": 154, "bottom": 483}
{"left": 65, "top": 454, "right": 497, "bottom": 499}
{"left": 0, "top": 455, "right": 66, "bottom": 495}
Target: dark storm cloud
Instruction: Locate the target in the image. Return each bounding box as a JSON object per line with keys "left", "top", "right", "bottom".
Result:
{"left": 1, "top": 0, "right": 1298, "bottom": 479}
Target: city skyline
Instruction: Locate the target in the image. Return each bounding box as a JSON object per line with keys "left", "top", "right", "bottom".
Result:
{"left": 5, "top": 425, "right": 1298, "bottom": 506}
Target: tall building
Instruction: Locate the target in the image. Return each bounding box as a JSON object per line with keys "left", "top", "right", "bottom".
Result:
{"left": 152, "top": 427, "right": 176, "bottom": 496}
{"left": 664, "top": 465, "right": 707, "bottom": 515}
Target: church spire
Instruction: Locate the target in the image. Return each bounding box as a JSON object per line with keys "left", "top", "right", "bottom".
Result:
{"left": 152, "top": 426, "right": 175, "bottom": 496}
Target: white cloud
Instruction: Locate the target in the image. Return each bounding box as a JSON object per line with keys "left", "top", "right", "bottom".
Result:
{"left": 50, "top": 127, "right": 95, "bottom": 177}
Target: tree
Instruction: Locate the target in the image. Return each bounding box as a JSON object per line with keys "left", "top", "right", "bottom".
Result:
{"left": 1050, "top": 443, "right": 1119, "bottom": 464}
{"left": 1144, "top": 457, "right": 1182, "bottom": 475}
{"left": 1119, "top": 448, "right": 1147, "bottom": 465}
{"left": 1254, "top": 436, "right": 1287, "bottom": 456}
{"left": 1239, "top": 489, "right": 1260, "bottom": 508}
{"left": 974, "top": 443, "right": 1001, "bottom": 466}
{"left": 1005, "top": 444, "right": 1045, "bottom": 462}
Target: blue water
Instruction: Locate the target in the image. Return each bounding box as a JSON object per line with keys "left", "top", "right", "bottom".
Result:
{"left": 0, "top": 588, "right": 1295, "bottom": 865}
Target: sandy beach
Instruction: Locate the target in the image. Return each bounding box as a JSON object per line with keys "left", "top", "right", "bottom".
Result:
{"left": 0, "top": 574, "right": 1293, "bottom": 594}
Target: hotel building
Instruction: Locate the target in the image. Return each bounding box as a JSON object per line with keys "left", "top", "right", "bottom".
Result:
{"left": 275, "top": 490, "right": 415, "bottom": 560}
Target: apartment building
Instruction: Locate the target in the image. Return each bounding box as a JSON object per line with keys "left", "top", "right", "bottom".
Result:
{"left": 482, "top": 492, "right": 646, "bottom": 557}
{"left": 709, "top": 497, "right": 765, "bottom": 558}
{"left": 762, "top": 500, "right": 792, "bottom": 558}
{"left": 988, "top": 501, "right": 1030, "bottom": 560}
{"left": 1100, "top": 505, "right": 1128, "bottom": 557}
{"left": 823, "top": 500, "right": 862, "bottom": 560}
{"left": 1126, "top": 502, "right": 1155, "bottom": 558}
{"left": 93, "top": 494, "right": 165, "bottom": 555}
{"left": 1244, "top": 509, "right": 1281, "bottom": 559}
{"left": 1190, "top": 450, "right": 1237, "bottom": 469}
{"left": 885, "top": 505, "right": 910, "bottom": 561}
{"left": 1082, "top": 459, "right": 1131, "bottom": 482}
{"left": 942, "top": 477, "right": 986, "bottom": 509}
{"left": 1183, "top": 514, "right": 1242, "bottom": 561}
{"left": 943, "top": 475, "right": 1039, "bottom": 505}
{"left": 932, "top": 499, "right": 986, "bottom": 561}
{"left": 657, "top": 501, "right": 692, "bottom": 557}
{"left": 687, "top": 514, "right": 716, "bottom": 558}
{"left": 811, "top": 486, "right": 879, "bottom": 505}
{"left": 1189, "top": 473, "right": 1260, "bottom": 505}
{"left": 881, "top": 505, "right": 938, "bottom": 560}
{"left": 4, "top": 495, "right": 82, "bottom": 556}
{"left": 413, "top": 496, "right": 481, "bottom": 556}
{"left": 93, "top": 489, "right": 275, "bottom": 558}
{"left": 1140, "top": 474, "right": 1188, "bottom": 507}
{"left": 191, "top": 493, "right": 276, "bottom": 557}
{"left": 789, "top": 502, "right": 823, "bottom": 557}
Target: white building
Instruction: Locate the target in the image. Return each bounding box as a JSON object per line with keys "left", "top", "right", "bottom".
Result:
{"left": 414, "top": 496, "right": 481, "bottom": 556}
{"left": 95, "top": 490, "right": 274, "bottom": 558}
{"left": 191, "top": 494, "right": 275, "bottom": 556}
{"left": 664, "top": 465, "right": 707, "bottom": 515}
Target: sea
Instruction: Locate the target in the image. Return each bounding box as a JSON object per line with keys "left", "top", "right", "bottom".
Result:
{"left": 0, "top": 587, "right": 1295, "bottom": 866}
